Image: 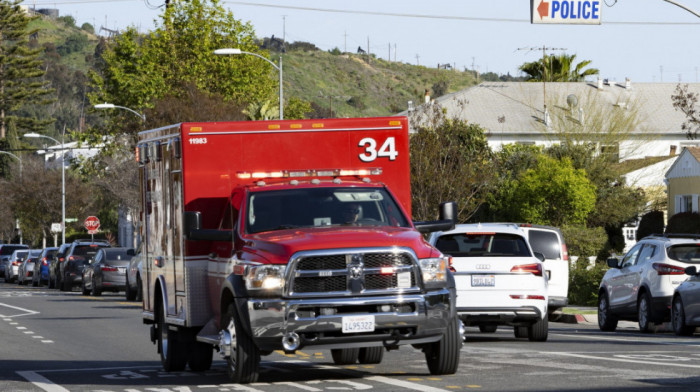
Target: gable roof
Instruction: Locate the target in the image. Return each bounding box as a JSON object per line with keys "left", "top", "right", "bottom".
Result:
{"left": 414, "top": 81, "right": 699, "bottom": 137}
{"left": 665, "top": 147, "right": 700, "bottom": 180}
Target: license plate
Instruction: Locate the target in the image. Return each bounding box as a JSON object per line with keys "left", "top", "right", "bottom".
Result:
{"left": 118, "top": 267, "right": 126, "bottom": 273}
{"left": 342, "top": 315, "right": 375, "bottom": 333}
{"left": 472, "top": 275, "right": 495, "bottom": 287}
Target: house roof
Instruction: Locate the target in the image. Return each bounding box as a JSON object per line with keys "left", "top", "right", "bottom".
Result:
{"left": 665, "top": 147, "right": 700, "bottom": 180}
{"left": 409, "top": 81, "right": 699, "bottom": 137}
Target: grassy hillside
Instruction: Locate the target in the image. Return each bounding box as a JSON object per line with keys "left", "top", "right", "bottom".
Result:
{"left": 27, "top": 12, "right": 476, "bottom": 117}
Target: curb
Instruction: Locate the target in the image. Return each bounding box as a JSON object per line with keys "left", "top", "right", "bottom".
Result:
{"left": 549, "top": 312, "right": 596, "bottom": 324}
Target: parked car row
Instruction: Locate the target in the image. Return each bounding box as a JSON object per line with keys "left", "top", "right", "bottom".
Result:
{"left": 0, "top": 239, "right": 143, "bottom": 302}
{"left": 598, "top": 233, "right": 700, "bottom": 336}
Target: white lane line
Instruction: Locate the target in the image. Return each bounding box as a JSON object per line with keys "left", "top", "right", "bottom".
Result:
{"left": 367, "top": 375, "right": 451, "bottom": 392}
{"left": 0, "top": 302, "right": 40, "bottom": 318}
{"left": 548, "top": 352, "right": 700, "bottom": 369}
{"left": 554, "top": 333, "right": 700, "bottom": 346}
{"left": 16, "top": 371, "right": 70, "bottom": 392}
{"left": 41, "top": 340, "right": 53, "bottom": 343}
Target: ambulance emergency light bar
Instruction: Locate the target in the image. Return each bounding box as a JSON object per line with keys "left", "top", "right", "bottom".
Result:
{"left": 237, "top": 168, "right": 383, "bottom": 180}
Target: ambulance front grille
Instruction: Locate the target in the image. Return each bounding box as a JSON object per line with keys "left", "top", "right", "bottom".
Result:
{"left": 287, "top": 250, "right": 418, "bottom": 296}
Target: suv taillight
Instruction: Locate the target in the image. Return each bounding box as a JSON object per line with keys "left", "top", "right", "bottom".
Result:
{"left": 562, "top": 243, "right": 569, "bottom": 261}
{"left": 101, "top": 265, "right": 118, "bottom": 272}
{"left": 652, "top": 263, "right": 685, "bottom": 275}
{"left": 447, "top": 256, "right": 456, "bottom": 273}
{"left": 511, "top": 263, "right": 543, "bottom": 276}
{"left": 42, "top": 257, "right": 48, "bottom": 266}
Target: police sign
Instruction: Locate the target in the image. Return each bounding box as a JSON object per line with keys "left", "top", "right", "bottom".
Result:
{"left": 531, "top": 0, "right": 602, "bottom": 25}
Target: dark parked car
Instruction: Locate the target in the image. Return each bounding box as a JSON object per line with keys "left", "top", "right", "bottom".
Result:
{"left": 49, "top": 243, "right": 72, "bottom": 289}
{"left": 0, "top": 244, "right": 29, "bottom": 279}
{"left": 32, "top": 247, "right": 58, "bottom": 287}
{"left": 60, "top": 240, "right": 111, "bottom": 291}
{"left": 125, "top": 251, "right": 143, "bottom": 301}
{"left": 17, "top": 250, "right": 41, "bottom": 285}
{"left": 82, "top": 247, "right": 135, "bottom": 296}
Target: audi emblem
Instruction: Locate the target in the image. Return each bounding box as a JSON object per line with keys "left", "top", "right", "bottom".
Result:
{"left": 475, "top": 264, "right": 491, "bottom": 270}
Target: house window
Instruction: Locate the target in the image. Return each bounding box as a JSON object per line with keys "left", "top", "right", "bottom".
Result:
{"left": 676, "top": 194, "right": 698, "bottom": 213}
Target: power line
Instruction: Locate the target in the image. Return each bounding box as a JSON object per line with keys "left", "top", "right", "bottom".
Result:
{"left": 24, "top": 0, "right": 700, "bottom": 25}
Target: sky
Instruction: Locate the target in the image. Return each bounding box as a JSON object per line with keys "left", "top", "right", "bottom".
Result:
{"left": 19, "top": 0, "right": 700, "bottom": 83}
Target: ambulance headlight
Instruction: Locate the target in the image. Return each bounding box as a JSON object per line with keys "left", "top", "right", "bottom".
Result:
{"left": 419, "top": 257, "right": 448, "bottom": 289}
{"left": 245, "top": 265, "right": 287, "bottom": 294}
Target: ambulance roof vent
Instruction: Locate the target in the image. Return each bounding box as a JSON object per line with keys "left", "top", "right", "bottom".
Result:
{"left": 311, "top": 179, "right": 321, "bottom": 185}
{"left": 333, "top": 178, "right": 342, "bottom": 184}
{"left": 256, "top": 181, "right": 266, "bottom": 186}
{"left": 362, "top": 177, "right": 371, "bottom": 183}
{"left": 290, "top": 180, "right": 299, "bottom": 186}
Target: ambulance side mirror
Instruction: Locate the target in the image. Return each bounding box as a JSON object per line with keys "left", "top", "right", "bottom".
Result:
{"left": 184, "top": 211, "right": 233, "bottom": 242}
{"left": 413, "top": 201, "right": 457, "bottom": 234}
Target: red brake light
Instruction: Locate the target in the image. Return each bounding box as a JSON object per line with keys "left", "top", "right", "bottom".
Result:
{"left": 42, "top": 257, "right": 48, "bottom": 266}
{"left": 510, "top": 294, "right": 546, "bottom": 300}
{"left": 652, "top": 263, "right": 685, "bottom": 275}
{"left": 101, "top": 265, "right": 118, "bottom": 272}
{"left": 12, "top": 260, "right": 20, "bottom": 266}
{"left": 448, "top": 256, "right": 456, "bottom": 273}
{"left": 561, "top": 243, "right": 569, "bottom": 261}
{"left": 510, "top": 263, "right": 543, "bottom": 276}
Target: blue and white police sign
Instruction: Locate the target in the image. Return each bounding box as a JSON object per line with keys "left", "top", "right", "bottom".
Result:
{"left": 531, "top": 0, "right": 602, "bottom": 25}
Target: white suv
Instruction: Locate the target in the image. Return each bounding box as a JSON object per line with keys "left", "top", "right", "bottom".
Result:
{"left": 598, "top": 234, "right": 700, "bottom": 332}
{"left": 429, "top": 223, "right": 549, "bottom": 341}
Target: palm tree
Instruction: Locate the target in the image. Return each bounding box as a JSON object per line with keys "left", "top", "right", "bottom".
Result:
{"left": 519, "top": 54, "right": 599, "bottom": 82}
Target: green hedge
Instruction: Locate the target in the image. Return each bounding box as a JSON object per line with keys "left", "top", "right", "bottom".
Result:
{"left": 568, "top": 260, "right": 609, "bottom": 306}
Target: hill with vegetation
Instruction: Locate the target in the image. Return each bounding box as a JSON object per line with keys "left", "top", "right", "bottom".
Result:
{"left": 28, "top": 11, "right": 478, "bottom": 122}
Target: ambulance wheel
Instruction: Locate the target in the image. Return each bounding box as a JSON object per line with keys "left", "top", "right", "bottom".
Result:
{"left": 331, "top": 348, "right": 359, "bottom": 365}
{"left": 424, "top": 315, "right": 461, "bottom": 375}
{"left": 358, "top": 347, "right": 384, "bottom": 364}
{"left": 188, "top": 341, "right": 213, "bottom": 372}
{"left": 157, "top": 300, "right": 188, "bottom": 371}
{"left": 222, "top": 304, "right": 260, "bottom": 383}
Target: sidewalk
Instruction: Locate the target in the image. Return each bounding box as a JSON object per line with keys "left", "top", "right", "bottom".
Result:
{"left": 551, "top": 306, "right": 673, "bottom": 331}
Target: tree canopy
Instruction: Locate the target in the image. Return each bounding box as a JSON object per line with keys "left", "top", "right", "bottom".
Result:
{"left": 519, "top": 53, "right": 599, "bottom": 82}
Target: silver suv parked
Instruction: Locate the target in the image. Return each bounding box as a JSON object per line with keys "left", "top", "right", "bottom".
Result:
{"left": 598, "top": 234, "right": 700, "bottom": 332}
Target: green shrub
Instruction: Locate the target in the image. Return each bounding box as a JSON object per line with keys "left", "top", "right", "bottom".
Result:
{"left": 637, "top": 210, "right": 665, "bottom": 240}
{"left": 666, "top": 212, "right": 700, "bottom": 234}
{"left": 569, "top": 260, "right": 608, "bottom": 306}
{"left": 561, "top": 224, "right": 607, "bottom": 258}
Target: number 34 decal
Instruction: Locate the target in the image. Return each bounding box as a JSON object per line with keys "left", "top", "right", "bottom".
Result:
{"left": 358, "top": 137, "right": 398, "bottom": 162}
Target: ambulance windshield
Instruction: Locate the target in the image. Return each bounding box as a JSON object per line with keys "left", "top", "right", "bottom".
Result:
{"left": 246, "top": 187, "right": 410, "bottom": 234}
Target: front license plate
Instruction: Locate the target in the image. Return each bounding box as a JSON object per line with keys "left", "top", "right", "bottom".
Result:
{"left": 342, "top": 315, "right": 375, "bottom": 333}
{"left": 472, "top": 275, "right": 495, "bottom": 287}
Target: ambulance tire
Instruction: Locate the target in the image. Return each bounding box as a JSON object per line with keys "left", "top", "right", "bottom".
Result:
{"left": 188, "top": 341, "right": 213, "bottom": 372}
{"left": 331, "top": 348, "right": 360, "bottom": 365}
{"left": 358, "top": 347, "right": 384, "bottom": 364}
{"left": 157, "top": 300, "right": 188, "bottom": 372}
{"left": 424, "top": 315, "right": 461, "bottom": 375}
{"left": 222, "top": 304, "right": 260, "bottom": 383}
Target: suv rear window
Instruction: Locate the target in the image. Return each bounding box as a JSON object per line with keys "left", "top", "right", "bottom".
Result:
{"left": 667, "top": 245, "right": 700, "bottom": 263}
{"left": 1, "top": 245, "right": 29, "bottom": 256}
{"left": 435, "top": 233, "right": 531, "bottom": 257}
{"left": 527, "top": 230, "right": 561, "bottom": 260}
{"left": 72, "top": 244, "right": 108, "bottom": 258}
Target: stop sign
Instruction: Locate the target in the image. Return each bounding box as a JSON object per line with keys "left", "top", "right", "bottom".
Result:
{"left": 84, "top": 216, "right": 100, "bottom": 234}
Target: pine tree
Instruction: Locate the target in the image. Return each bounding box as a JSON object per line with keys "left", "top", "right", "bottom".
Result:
{"left": 0, "top": 1, "right": 54, "bottom": 141}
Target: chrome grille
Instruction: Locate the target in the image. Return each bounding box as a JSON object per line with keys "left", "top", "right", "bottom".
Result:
{"left": 288, "top": 249, "right": 418, "bottom": 297}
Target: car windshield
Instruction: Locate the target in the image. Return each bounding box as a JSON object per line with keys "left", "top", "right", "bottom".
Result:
{"left": 435, "top": 233, "right": 532, "bottom": 257}
{"left": 667, "top": 244, "right": 700, "bottom": 264}
{"left": 246, "top": 187, "right": 410, "bottom": 234}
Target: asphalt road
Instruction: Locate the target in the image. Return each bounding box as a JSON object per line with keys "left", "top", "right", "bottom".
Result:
{"left": 1, "top": 281, "right": 700, "bottom": 392}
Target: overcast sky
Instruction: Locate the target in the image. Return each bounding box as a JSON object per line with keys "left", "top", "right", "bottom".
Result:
{"left": 21, "top": 0, "right": 700, "bottom": 83}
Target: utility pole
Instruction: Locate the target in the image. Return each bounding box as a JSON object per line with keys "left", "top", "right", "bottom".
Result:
{"left": 344, "top": 31, "right": 347, "bottom": 53}
{"left": 415, "top": 54, "right": 420, "bottom": 66}
{"left": 517, "top": 45, "right": 566, "bottom": 115}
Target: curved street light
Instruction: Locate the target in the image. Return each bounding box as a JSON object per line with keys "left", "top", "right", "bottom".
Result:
{"left": 214, "top": 48, "right": 283, "bottom": 120}
{"left": 95, "top": 103, "right": 146, "bottom": 122}
{"left": 24, "top": 131, "right": 66, "bottom": 245}
{"left": 0, "top": 151, "right": 21, "bottom": 180}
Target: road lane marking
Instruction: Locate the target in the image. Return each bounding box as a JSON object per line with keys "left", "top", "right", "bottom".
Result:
{"left": 548, "top": 352, "right": 700, "bottom": 369}
{"left": 0, "top": 302, "right": 40, "bottom": 317}
{"left": 554, "top": 332, "right": 700, "bottom": 346}
{"left": 16, "top": 371, "right": 70, "bottom": 392}
{"left": 367, "top": 375, "right": 452, "bottom": 391}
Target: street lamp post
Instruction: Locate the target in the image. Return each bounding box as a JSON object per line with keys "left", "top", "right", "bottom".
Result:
{"left": 24, "top": 131, "right": 66, "bottom": 245}
{"left": 214, "top": 48, "right": 283, "bottom": 120}
{"left": 0, "top": 151, "right": 21, "bottom": 181}
{"left": 94, "top": 103, "right": 146, "bottom": 122}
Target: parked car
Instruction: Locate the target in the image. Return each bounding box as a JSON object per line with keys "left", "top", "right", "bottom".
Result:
{"left": 0, "top": 244, "right": 29, "bottom": 279}
{"left": 60, "top": 239, "right": 111, "bottom": 291}
{"left": 125, "top": 251, "right": 143, "bottom": 301}
{"left": 672, "top": 266, "right": 700, "bottom": 336}
{"left": 516, "top": 224, "right": 569, "bottom": 314}
{"left": 429, "top": 223, "right": 549, "bottom": 341}
{"left": 598, "top": 234, "right": 700, "bottom": 332}
{"left": 49, "top": 243, "right": 72, "bottom": 289}
{"left": 82, "top": 247, "right": 134, "bottom": 296}
{"left": 32, "top": 247, "right": 59, "bottom": 287}
{"left": 17, "top": 249, "right": 41, "bottom": 285}
{"left": 4, "top": 249, "right": 29, "bottom": 283}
